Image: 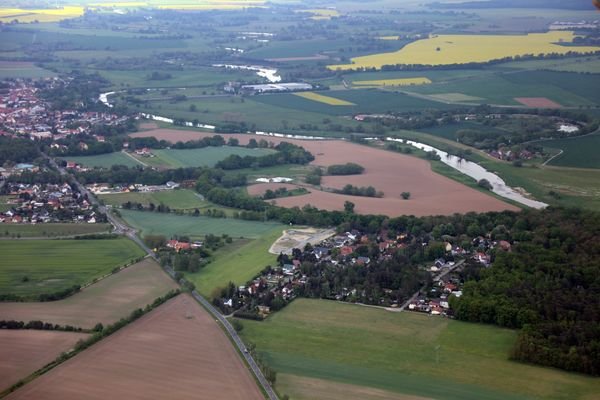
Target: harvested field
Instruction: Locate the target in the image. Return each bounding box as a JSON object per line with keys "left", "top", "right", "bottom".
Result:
{"left": 0, "top": 258, "right": 178, "bottom": 329}
{"left": 131, "top": 129, "right": 518, "bottom": 216}
{"left": 0, "top": 330, "right": 88, "bottom": 391}
{"left": 514, "top": 97, "right": 562, "bottom": 108}
{"left": 247, "top": 182, "right": 301, "bottom": 195}
{"left": 5, "top": 294, "right": 263, "bottom": 400}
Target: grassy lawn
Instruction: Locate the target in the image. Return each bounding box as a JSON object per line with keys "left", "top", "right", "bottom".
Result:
{"left": 0, "top": 223, "right": 112, "bottom": 238}
{"left": 0, "top": 238, "right": 144, "bottom": 297}
{"left": 119, "top": 209, "right": 284, "bottom": 239}
{"left": 239, "top": 299, "right": 600, "bottom": 400}
{"left": 186, "top": 227, "right": 281, "bottom": 297}
{"left": 61, "top": 152, "right": 143, "bottom": 168}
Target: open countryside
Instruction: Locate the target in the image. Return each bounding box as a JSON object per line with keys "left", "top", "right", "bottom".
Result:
{"left": 1, "top": 1, "right": 600, "bottom": 399}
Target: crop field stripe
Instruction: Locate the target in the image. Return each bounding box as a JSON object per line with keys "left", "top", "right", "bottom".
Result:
{"left": 293, "top": 92, "right": 356, "bottom": 106}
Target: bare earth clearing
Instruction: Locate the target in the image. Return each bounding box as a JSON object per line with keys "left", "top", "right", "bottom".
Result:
{"left": 0, "top": 330, "right": 88, "bottom": 391}
{"left": 514, "top": 97, "right": 562, "bottom": 108}
{"left": 269, "top": 227, "right": 336, "bottom": 255}
{"left": 0, "top": 258, "right": 178, "bottom": 329}
{"left": 131, "top": 129, "right": 517, "bottom": 216}
{"left": 6, "top": 294, "right": 263, "bottom": 400}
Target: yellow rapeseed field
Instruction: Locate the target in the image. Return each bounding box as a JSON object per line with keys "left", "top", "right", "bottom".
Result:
{"left": 0, "top": 6, "right": 84, "bottom": 23}
{"left": 294, "top": 92, "right": 355, "bottom": 106}
{"left": 352, "top": 77, "right": 431, "bottom": 87}
{"left": 329, "top": 31, "right": 600, "bottom": 70}
{"left": 297, "top": 9, "right": 340, "bottom": 20}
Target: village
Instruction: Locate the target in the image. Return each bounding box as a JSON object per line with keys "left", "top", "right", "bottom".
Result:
{"left": 187, "top": 227, "right": 514, "bottom": 320}
{"left": 0, "top": 78, "right": 129, "bottom": 142}
{"left": 0, "top": 181, "right": 105, "bottom": 226}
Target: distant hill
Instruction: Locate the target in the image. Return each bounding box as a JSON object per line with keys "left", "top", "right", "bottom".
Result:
{"left": 428, "top": 0, "right": 593, "bottom": 10}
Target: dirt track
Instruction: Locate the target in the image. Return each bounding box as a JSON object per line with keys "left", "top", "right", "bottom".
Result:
{"left": 0, "top": 258, "right": 178, "bottom": 329}
{"left": 6, "top": 294, "right": 263, "bottom": 400}
{"left": 131, "top": 129, "right": 518, "bottom": 216}
{"left": 0, "top": 330, "right": 88, "bottom": 391}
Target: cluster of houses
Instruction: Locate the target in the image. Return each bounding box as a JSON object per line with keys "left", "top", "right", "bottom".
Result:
{"left": 86, "top": 181, "right": 180, "bottom": 195}
{"left": 211, "top": 228, "right": 515, "bottom": 318}
{"left": 0, "top": 78, "right": 128, "bottom": 141}
{"left": 0, "top": 182, "right": 103, "bottom": 225}
{"left": 166, "top": 239, "right": 203, "bottom": 252}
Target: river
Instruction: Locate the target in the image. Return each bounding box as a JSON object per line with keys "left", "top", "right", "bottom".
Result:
{"left": 386, "top": 138, "right": 548, "bottom": 209}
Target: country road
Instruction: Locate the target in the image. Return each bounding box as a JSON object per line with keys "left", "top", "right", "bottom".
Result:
{"left": 44, "top": 153, "right": 278, "bottom": 400}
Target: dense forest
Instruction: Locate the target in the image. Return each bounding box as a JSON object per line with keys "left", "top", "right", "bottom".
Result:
{"left": 451, "top": 208, "right": 600, "bottom": 375}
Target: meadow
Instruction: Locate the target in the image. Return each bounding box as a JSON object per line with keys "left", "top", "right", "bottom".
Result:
{"left": 328, "top": 31, "right": 600, "bottom": 70}
{"left": 185, "top": 227, "right": 280, "bottom": 297}
{"left": 119, "top": 209, "right": 284, "bottom": 239}
{"left": 62, "top": 152, "right": 142, "bottom": 168}
{"left": 140, "top": 146, "right": 276, "bottom": 169}
{"left": 536, "top": 132, "right": 600, "bottom": 169}
{"left": 239, "top": 299, "right": 600, "bottom": 400}
{"left": 0, "top": 223, "right": 112, "bottom": 238}
{"left": 0, "top": 238, "right": 144, "bottom": 297}
{"left": 99, "top": 189, "right": 206, "bottom": 210}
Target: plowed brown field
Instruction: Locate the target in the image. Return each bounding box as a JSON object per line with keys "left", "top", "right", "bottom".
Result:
{"left": 131, "top": 129, "right": 518, "bottom": 216}
{"left": 0, "top": 258, "right": 178, "bottom": 329}
{"left": 6, "top": 294, "right": 263, "bottom": 400}
{"left": 0, "top": 330, "right": 88, "bottom": 391}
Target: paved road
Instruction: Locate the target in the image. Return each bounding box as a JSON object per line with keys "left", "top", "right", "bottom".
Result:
{"left": 162, "top": 265, "right": 279, "bottom": 400}
{"left": 44, "top": 154, "right": 277, "bottom": 399}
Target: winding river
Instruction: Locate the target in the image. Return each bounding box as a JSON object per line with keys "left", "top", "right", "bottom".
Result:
{"left": 99, "top": 90, "right": 547, "bottom": 209}
{"left": 386, "top": 138, "right": 548, "bottom": 209}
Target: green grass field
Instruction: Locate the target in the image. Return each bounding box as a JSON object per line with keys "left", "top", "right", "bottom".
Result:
{"left": 119, "top": 209, "right": 284, "bottom": 239}
{"left": 407, "top": 70, "right": 600, "bottom": 106}
{"left": 254, "top": 89, "right": 452, "bottom": 116}
{"left": 142, "top": 146, "right": 276, "bottom": 168}
{"left": 62, "top": 152, "right": 143, "bottom": 168}
{"left": 99, "top": 189, "right": 206, "bottom": 210}
{"left": 0, "top": 223, "right": 111, "bottom": 238}
{"left": 0, "top": 61, "right": 55, "bottom": 79}
{"left": 0, "top": 238, "right": 144, "bottom": 297}
{"left": 186, "top": 227, "right": 281, "bottom": 297}
{"left": 537, "top": 132, "right": 600, "bottom": 169}
{"left": 239, "top": 299, "right": 600, "bottom": 400}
